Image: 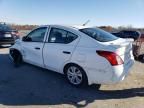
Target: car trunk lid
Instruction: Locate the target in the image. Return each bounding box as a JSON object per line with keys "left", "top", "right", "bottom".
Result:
{"left": 102, "top": 38, "right": 134, "bottom": 64}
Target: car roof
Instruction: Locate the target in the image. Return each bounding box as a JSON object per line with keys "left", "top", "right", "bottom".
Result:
{"left": 40, "top": 25, "right": 91, "bottom": 30}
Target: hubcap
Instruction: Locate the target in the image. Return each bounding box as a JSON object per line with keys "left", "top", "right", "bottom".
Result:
{"left": 67, "top": 66, "right": 82, "bottom": 85}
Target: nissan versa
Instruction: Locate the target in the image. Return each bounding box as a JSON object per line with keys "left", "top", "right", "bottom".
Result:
{"left": 9, "top": 25, "right": 134, "bottom": 89}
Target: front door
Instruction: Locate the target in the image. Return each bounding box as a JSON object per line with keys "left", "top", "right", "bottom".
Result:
{"left": 22, "top": 27, "right": 48, "bottom": 67}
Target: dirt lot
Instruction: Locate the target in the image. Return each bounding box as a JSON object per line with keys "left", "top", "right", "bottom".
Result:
{"left": 0, "top": 47, "right": 144, "bottom": 108}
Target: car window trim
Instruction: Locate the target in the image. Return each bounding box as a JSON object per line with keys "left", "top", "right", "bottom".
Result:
{"left": 46, "top": 27, "right": 78, "bottom": 44}
{"left": 24, "top": 27, "right": 48, "bottom": 43}
{"left": 79, "top": 28, "right": 118, "bottom": 42}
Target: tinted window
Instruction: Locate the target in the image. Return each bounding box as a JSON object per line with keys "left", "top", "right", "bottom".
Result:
{"left": 0, "top": 24, "right": 12, "bottom": 31}
{"left": 48, "top": 28, "right": 78, "bottom": 44}
{"left": 80, "top": 28, "right": 118, "bottom": 42}
{"left": 27, "top": 27, "right": 47, "bottom": 42}
{"left": 66, "top": 32, "right": 78, "bottom": 44}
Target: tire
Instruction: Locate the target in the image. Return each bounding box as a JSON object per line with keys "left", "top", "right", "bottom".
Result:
{"left": 64, "top": 64, "right": 88, "bottom": 87}
{"left": 11, "top": 50, "right": 23, "bottom": 67}
{"left": 90, "top": 84, "right": 101, "bottom": 90}
{"left": 14, "top": 54, "right": 22, "bottom": 67}
{"left": 11, "top": 43, "right": 14, "bottom": 46}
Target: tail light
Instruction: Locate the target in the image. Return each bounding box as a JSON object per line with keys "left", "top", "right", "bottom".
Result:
{"left": 11, "top": 31, "right": 20, "bottom": 39}
{"left": 12, "top": 31, "right": 19, "bottom": 36}
{"left": 96, "top": 50, "right": 124, "bottom": 66}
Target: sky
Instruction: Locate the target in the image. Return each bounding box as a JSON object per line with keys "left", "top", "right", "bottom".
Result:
{"left": 0, "top": 0, "right": 144, "bottom": 28}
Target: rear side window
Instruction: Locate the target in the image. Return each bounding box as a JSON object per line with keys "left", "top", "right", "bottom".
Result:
{"left": 66, "top": 32, "right": 78, "bottom": 44}
{"left": 48, "top": 28, "right": 78, "bottom": 44}
{"left": 80, "top": 28, "right": 118, "bottom": 42}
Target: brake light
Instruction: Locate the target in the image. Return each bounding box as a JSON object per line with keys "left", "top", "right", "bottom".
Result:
{"left": 12, "top": 32, "right": 20, "bottom": 36}
{"left": 96, "top": 51, "right": 124, "bottom": 66}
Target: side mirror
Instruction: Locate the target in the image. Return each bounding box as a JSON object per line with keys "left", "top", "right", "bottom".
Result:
{"left": 22, "top": 36, "right": 32, "bottom": 42}
{"left": 22, "top": 36, "right": 27, "bottom": 41}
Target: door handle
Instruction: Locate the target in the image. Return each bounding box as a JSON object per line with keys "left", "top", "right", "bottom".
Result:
{"left": 63, "top": 51, "right": 71, "bottom": 54}
{"left": 35, "top": 47, "right": 40, "bottom": 50}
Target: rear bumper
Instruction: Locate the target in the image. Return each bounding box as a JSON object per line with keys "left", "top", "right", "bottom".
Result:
{"left": 86, "top": 59, "right": 134, "bottom": 85}
{"left": 111, "top": 59, "right": 134, "bottom": 84}
{"left": 0, "top": 38, "right": 15, "bottom": 45}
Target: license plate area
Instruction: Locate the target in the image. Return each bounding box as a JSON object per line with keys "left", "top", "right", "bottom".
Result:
{"left": 4, "top": 34, "right": 12, "bottom": 37}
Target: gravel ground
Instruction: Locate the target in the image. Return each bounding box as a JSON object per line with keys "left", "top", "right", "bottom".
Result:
{"left": 0, "top": 47, "right": 144, "bottom": 108}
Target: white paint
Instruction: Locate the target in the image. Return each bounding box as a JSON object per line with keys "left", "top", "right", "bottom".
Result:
{"left": 9, "top": 25, "right": 135, "bottom": 85}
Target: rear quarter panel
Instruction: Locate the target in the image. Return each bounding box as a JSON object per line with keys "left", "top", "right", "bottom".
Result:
{"left": 70, "top": 35, "right": 114, "bottom": 84}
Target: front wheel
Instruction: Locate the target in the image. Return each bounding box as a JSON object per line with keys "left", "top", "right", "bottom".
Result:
{"left": 65, "top": 64, "right": 88, "bottom": 87}
{"left": 14, "top": 54, "right": 22, "bottom": 67}
{"left": 90, "top": 84, "right": 101, "bottom": 90}
{"left": 10, "top": 50, "right": 23, "bottom": 67}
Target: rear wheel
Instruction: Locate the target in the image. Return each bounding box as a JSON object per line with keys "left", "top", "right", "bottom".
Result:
{"left": 64, "top": 64, "right": 88, "bottom": 87}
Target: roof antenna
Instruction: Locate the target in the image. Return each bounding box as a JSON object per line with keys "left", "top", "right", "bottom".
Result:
{"left": 83, "top": 20, "right": 90, "bottom": 26}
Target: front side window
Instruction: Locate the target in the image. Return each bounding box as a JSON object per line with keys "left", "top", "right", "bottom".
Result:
{"left": 80, "top": 28, "right": 118, "bottom": 42}
{"left": 27, "top": 27, "right": 47, "bottom": 42}
{"left": 48, "top": 28, "right": 78, "bottom": 44}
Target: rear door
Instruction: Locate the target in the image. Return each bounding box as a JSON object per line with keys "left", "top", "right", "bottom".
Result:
{"left": 21, "top": 27, "right": 48, "bottom": 67}
{"left": 43, "top": 27, "right": 79, "bottom": 73}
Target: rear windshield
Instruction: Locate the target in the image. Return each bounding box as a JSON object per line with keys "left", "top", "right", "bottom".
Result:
{"left": 79, "top": 28, "right": 118, "bottom": 42}
{"left": 0, "top": 24, "right": 12, "bottom": 31}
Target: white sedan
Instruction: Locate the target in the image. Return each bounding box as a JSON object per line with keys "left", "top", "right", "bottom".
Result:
{"left": 9, "top": 25, "right": 134, "bottom": 89}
